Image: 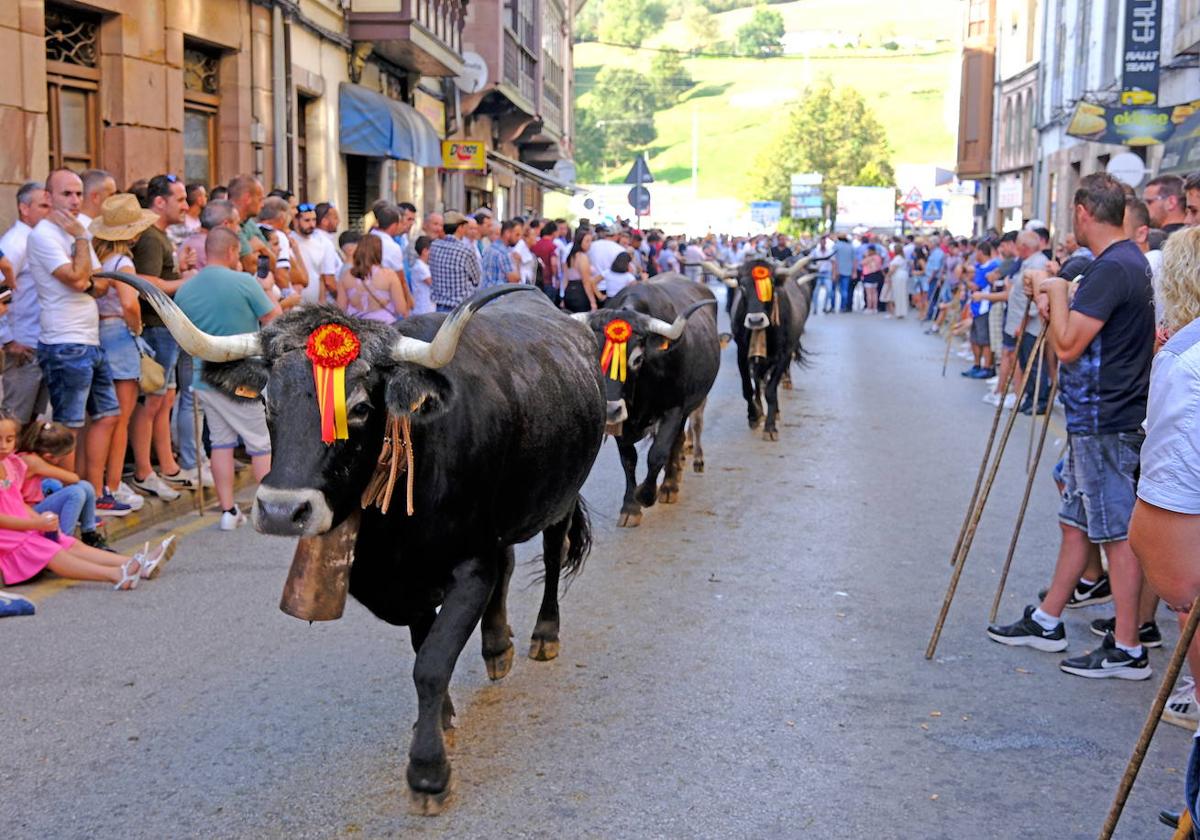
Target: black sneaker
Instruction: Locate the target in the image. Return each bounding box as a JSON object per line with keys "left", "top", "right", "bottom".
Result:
{"left": 1089, "top": 617, "right": 1163, "bottom": 648}
{"left": 1059, "top": 631, "right": 1152, "bottom": 680}
{"left": 80, "top": 530, "right": 115, "bottom": 552}
{"left": 1037, "top": 575, "right": 1112, "bottom": 609}
{"left": 986, "top": 605, "right": 1068, "bottom": 652}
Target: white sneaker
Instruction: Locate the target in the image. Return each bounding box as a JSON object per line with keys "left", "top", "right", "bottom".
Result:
{"left": 1003, "top": 393, "right": 1018, "bottom": 409}
{"left": 983, "top": 392, "right": 1000, "bottom": 405}
{"left": 1163, "top": 676, "right": 1200, "bottom": 731}
{"left": 112, "top": 481, "right": 145, "bottom": 512}
{"left": 985, "top": 376, "right": 999, "bottom": 386}
{"left": 173, "top": 465, "right": 215, "bottom": 489}
{"left": 131, "top": 472, "right": 182, "bottom": 501}
{"left": 219, "top": 506, "right": 246, "bottom": 531}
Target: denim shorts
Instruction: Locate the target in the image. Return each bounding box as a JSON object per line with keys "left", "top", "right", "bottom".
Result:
{"left": 98, "top": 319, "right": 141, "bottom": 381}
{"left": 36, "top": 342, "right": 120, "bottom": 428}
{"left": 141, "top": 325, "right": 179, "bottom": 394}
{"left": 1059, "top": 432, "right": 1144, "bottom": 543}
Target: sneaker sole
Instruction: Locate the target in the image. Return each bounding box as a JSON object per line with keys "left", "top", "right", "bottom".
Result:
{"left": 1161, "top": 709, "right": 1200, "bottom": 731}
{"left": 1059, "top": 664, "right": 1153, "bottom": 680}
{"left": 986, "top": 629, "right": 1068, "bottom": 652}
{"left": 96, "top": 508, "right": 134, "bottom": 517}
{"left": 219, "top": 517, "right": 246, "bottom": 532}
{"left": 1066, "top": 593, "right": 1113, "bottom": 609}
{"left": 1088, "top": 624, "right": 1163, "bottom": 648}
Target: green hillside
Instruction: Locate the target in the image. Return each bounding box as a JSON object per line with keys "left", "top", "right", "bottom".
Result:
{"left": 574, "top": 0, "right": 961, "bottom": 199}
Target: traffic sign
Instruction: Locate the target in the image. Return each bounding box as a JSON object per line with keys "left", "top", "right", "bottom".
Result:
{"left": 921, "top": 199, "right": 944, "bottom": 221}
{"left": 904, "top": 205, "right": 922, "bottom": 225}
{"left": 627, "top": 185, "right": 651, "bottom": 215}
{"left": 623, "top": 155, "right": 655, "bottom": 185}
{"left": 903, "top": 187, "right": 923, "bottom": 206}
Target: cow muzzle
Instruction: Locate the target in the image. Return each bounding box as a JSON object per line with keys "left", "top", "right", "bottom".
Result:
{"left": 254, "top": 486, "right": 335, "bottom": 538}
{"left": 744, "top": 312, "right": 770, "bottom": 331}
{"left": 606, "top": 399, "right": 628, "bottom": 436}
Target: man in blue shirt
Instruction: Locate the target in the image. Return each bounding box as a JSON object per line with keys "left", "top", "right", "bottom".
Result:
{"left": 963, "top": 241, "right": 998, "bottom": 378}
{"left": 481, "top": 220, "right": 520, "bottom": 288}
{"left": 832, "top": 234, "right": 856, "bottom": 313}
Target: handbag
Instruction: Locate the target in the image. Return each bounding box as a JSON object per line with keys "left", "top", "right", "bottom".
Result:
{"left": 135, "top": 334, "right": 165, "bottom": 394}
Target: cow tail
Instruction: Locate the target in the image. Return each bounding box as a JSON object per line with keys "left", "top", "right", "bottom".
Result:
{"left": 563, "top": 496, "right": 593, "bottom": 581}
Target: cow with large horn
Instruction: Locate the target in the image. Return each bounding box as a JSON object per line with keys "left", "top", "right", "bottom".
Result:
{"left": 97, "top": 272, "right": 606, "bottom": 815}
{"left": 575, "top": 276, "right": 719, "bottom": 527}
{"left": 702, "top": 256, "right": 815, "bottom": 441}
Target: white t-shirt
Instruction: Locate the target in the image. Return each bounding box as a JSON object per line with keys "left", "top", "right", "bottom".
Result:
{"left": 372, "top": 229, "right": 406, "bottom": 275}
{"left": 27, "top": 217, "right": 101, "bottom": 345}
{"left": 588, "top": 238, "right": 624, "bottom": 275}
{"left": 889, "top": 254, "right": 909, "bottom": 282}
{"left": 512, "top": 239, "right": 537, "bottom": 285}
{"left": 294, "top": 231, "right": 341, "bottom": 304}
{"left": 410, "top": 259, "right": 434, "bottom": 315}
{"left": 1138, "top": 318, "right": 1200, "bottom": 514}
{"left": 601, "top": 269, "right": 636, "bottom": 298}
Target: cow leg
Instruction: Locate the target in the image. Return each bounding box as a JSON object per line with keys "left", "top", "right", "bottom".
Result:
{"left": 657, "top": 417, "right": 688, "bottom": 504}
{"left": 762, "top": 361, "right": 789, "bottom": 441}
{"left": 530, "top": 513, "right": 569, "bottom": 661}
{"left": 407, "top": 556, "right": 497, "bottom": 815}
{"left": 636, "top": 408, "right": 686, "bottom": 508}
{"left": 480, "top": 546, "right": 516, "bottom": 681}
{"left": 737, "top": 348, "right": 760, "bottom": 428}
{"left": 409, "top": 610, "right": 455, "bottom": 744}
{"left": 689, "top": 400, "right": 707, "bottom": 473}
{"left": 617, "top": 438, "right": 643, "bottom": 528}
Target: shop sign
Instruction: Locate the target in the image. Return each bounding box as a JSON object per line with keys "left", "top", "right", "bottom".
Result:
{"left": 441, "top": 140, "right": 486, "bottom": 172}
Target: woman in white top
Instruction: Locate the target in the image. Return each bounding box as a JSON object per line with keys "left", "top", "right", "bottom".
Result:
{"left": 409, "top": 235, "right": 435, "bottom": 316}
{"left": 599, "top": 252, "right": 638, "bottom": 303}
{"left": 513, "top": 223, "right": 538, "bottom": 285}
{"left": 883, "top": 243, "right": 910, "bottom": 319}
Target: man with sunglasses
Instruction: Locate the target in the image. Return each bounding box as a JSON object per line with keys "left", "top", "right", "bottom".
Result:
{"left": 292, "top": 202, "right": 340, "bottom": 304}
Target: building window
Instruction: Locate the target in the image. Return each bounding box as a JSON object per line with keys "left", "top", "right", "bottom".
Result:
{"left": 297, "top": 94, "right": 316, "bottom": 203}
{"left": 967, "top": 0, "right": 989, "bottom": 37}
{"left": 45, "top": 4, "right": 100, "bottom": 171}
{"left": 183, "top": 45, "right": 221, "bottom": 186}
{"left": 504, "top": 0, "right": 538, "bottom": 102}
{"left": 542, "top": 1, "right": 565, "bottom": 128}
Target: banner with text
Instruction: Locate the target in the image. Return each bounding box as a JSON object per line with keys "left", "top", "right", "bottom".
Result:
{"left": 1121, "top": 0, "right": 1163, "bottom": 106}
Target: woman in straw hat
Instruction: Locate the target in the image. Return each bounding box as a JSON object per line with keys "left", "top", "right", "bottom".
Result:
{"left": 90, "top": 193, "right": 158, "bottom": 512}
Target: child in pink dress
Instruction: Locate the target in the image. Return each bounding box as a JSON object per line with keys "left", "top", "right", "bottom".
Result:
{"left": 0, "top": 413, "right": 174, "bottom": 590}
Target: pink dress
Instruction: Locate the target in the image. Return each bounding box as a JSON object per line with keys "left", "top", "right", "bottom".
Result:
{"left": 0, "top": 455, "right": 74, "bottom": 585}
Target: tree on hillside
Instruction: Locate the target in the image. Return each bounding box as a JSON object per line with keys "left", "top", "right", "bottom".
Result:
{"left": 598, "top": 0, "right": 668, "bottom": 47}
{"left": 736, "top": 5, "right": 785, "bottom": 56}
{"left": 756, "top": 82, "right": 895, "bottom": 223}
{"left": 650, "top": 50, "right": 694, "bottom": 107}
{"left": 685, "top": 5, "right": 720, "bottom": 49}
{"left": 576, "top": 67, "right": 659, "bottom": 176}
{"left": 574, "top": 108, "right": 606, "bottom": 181}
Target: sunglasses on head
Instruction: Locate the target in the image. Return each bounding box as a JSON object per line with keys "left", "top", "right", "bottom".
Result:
{"left": 298, "top": 203, "right": 315, "bottom": 213}
{"left": 164, "top": 173, "right": 178, "bottom": 183}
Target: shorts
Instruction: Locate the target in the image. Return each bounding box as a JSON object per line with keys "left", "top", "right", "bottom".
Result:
{"left": 969, "top": 314, "right": 990, "bottom": 347}
{"left": 98, "top": 319, "right": 141, "bottom": 381}
{"left": 1002, "top": 331, "right": 1018, "bottom": 351}
{"left": 988, "top": 306, "right": 1005, "bottom": 355}
{"left": 911, "top": 273, "right": 927, "bottom": 295}
{"left": 1, "top": 352, "right": 48, "bottom": 424}
{"left": 141, "top": 325, "right": 179, "bottom": 394}
{"left": 36, "top": 343, "right": 120, "bottom": 428}
{"left": 197, "top": 388, "right": 271, "bottom": 456}
{"left": 1058, "top": 432, "right": 1144, "bottom": 543}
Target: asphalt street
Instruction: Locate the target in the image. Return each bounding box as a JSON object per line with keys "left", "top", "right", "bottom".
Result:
{"left": 2, "top": 295, "right": 1191, "bottom": 839}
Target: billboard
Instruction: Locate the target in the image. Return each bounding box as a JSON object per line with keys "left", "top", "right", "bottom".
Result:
{"left": 1067, "top": 99, "right": 1200, "bottom": 147}
{"left": 441, "top": 140, "right": 486, "bottom": 171}
{"left": 749, "top": 200, "right": 782, "bottom": 227}
{"left": 1121, "top": 0, "right": 1163, "bottom": 106}
{"left": 834, "top": 186, "right": 897, "bottom": 230}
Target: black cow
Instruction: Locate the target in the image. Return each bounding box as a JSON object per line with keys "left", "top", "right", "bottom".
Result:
{"left": 578, "top": 276, "right": 719, "bottom": 527}
{"left": 702, "top": 257, "right": 815, "bottom": 441}
{"left": 102, "top": 275, "right": 605, "bottom": 814}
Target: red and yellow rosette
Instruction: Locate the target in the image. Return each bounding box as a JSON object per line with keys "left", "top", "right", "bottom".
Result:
{"left": 306, "top": 323, "right": 361, "bottom": 444}
{"left": 600, "top": 319, "right": 632, "bottom": 382}
{"left": 751, "top": 264, "right": 773, "bottom": 303}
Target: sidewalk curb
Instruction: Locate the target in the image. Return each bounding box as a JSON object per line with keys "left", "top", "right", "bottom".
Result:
{"left": 100, "top": 469, "right": 258, "bottom": 543}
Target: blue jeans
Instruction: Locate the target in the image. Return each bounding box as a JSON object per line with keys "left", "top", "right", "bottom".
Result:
{"left": 173, "top": 352, "right": 202, "bottom": 470}
{"left": 837, "top": 275, "right": 852, "bottom": 312}
{"left": 36, "top": 343, "right": 121, "bottom": 428}
{"left": 141, "top": 326, "right": 180, "bottom": 394}
{"left": 1059, "top": 432, "right": 1144, "bottom": 543}
{"left": 816, "top": 274, "right": 834, "bottom": 311}
{"left": 35, "top": 479, "right": 97, "bottom": 535}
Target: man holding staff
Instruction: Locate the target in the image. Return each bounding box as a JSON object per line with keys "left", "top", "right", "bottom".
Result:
{"left": 987, "top": 174, "right": 1155, "bottom": 679}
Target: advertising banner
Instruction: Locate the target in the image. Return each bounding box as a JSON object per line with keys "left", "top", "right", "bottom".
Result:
{"left": 441, "top": 140, "right": 486, "bottom": 172}
{"left": 1066, "top": 100, "right": 1200, "bottom": 147}
{"left": 834, "top": 186, "right": 897, "bottom": 231}
{"left": 750, "top": 201, "right": 782, "bottom": 227}
{"left": 1121, "top": 0, "right": 1163, "bottom": 106}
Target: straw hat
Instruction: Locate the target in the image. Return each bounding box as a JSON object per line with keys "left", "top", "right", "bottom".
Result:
{"left": 89, "top": 193, "right": 158, "bottom": 241}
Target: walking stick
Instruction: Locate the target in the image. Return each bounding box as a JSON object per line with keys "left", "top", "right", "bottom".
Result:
{"left": 926, "top": 326, "right": 1049, "bottom": 660}
{"left": 989, "top": 373, "right": 1059, "bottom": 622}
{"left": 191, "top": 386, "right": 204, "bottom": 516}
{"left": 1026, "top": 340, "right": 1045, "bottom": 472}
{"left": 947, "top": 305, "right": 1032, "bottom": 568}
{"left": 1099, "top": 599, "right": 1200, "bottom": 840}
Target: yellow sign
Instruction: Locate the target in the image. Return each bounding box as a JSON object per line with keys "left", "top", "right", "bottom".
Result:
{"left": 441, "top": 140, "right": 486, "bottom": 172}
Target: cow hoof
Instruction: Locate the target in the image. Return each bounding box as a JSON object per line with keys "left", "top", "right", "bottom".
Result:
{"left": 635, "top": 485, "right": 658, "bottom": 508}
{"left": 617, "top": 511, "right": 642, "bottom": 528}
{"left": 442, "top": 726, "right": 456, "bottom": 750}
{"left": 408, "top": 777, "right": 454, "bottom": 817}
{"left": 484, "top": 644, "right": 515, "bottom": 681}
{"left": 529, "top": 637, "right": 560, "bottom": 661}
{"left": 763, "top": 429, "right": 779, "bottom": 442}
{"left": 693, "top": 458, "right": 705, "bottom": 474}
{"left": 782, "top": 380, "right": 793, "bottom": 391}
{"left": 658, "top": 486, "right": 679, "bottom": 504}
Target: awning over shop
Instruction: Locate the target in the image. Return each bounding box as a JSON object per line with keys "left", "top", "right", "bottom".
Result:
{"left": 1160, "top": 110, "right": 1200, "bottom": 175}
{"left": 486, "top": 150, "right": 579, "bottom": 195}
{"left": 339, "top": 82, "right": 441, "bottom": 167}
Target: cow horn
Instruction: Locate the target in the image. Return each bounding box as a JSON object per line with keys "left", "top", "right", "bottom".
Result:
{"left": 571, "top": 312, "right": 593, "bottom": 323}
{"left": 96, "top": 271, "right": 261, "bottom": 362}
{"left": 391, "top": 284, "right": 536, "bottom": 368}
{"left": 785, "top": 256, "right": 813, "bottom": 280}
{"left": 795, "top": 272, "right": 818, "bottom": 286}
{"left": 643, "top": 299, "right": 718, "bottom": 340}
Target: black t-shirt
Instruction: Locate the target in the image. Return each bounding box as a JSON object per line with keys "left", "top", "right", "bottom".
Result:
{"left": 1059, "top": 239, "right": 1154, "bottom": 435}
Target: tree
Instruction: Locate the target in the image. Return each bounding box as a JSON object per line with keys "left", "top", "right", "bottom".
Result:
{"left": 579, "top": 67, "right": 659, "bottom": 176}
{"left": 598, "top": 0, "right": 668, "bottom": 47}
{"left": 685, "top": 5, "right": 720, "bottom": 49}
{"left": 574, "top": 108, "right": 606, "bottom": 181}
{"left": 756, "top": 82, "right": 895, "bottom": 224}
{"left": 736, "top": 5, "right": 785, "bottom": 56}
{"left": 649, "top": 50, "right": 694, "bottom": 108}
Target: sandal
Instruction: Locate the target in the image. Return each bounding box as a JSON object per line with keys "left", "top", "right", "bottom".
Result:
{"left": 114, "top": 556, "right": 141, "bottom": 591}
{"left": 139, "top": 535, "right": 177, "bottom": 580}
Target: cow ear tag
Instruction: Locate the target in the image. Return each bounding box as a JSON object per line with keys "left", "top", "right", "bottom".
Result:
{"left": 601, "top": 319, "right": 632, "bottom": 382}
{"left": 306, "top": 323, "right": 361, "bottom": 444}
